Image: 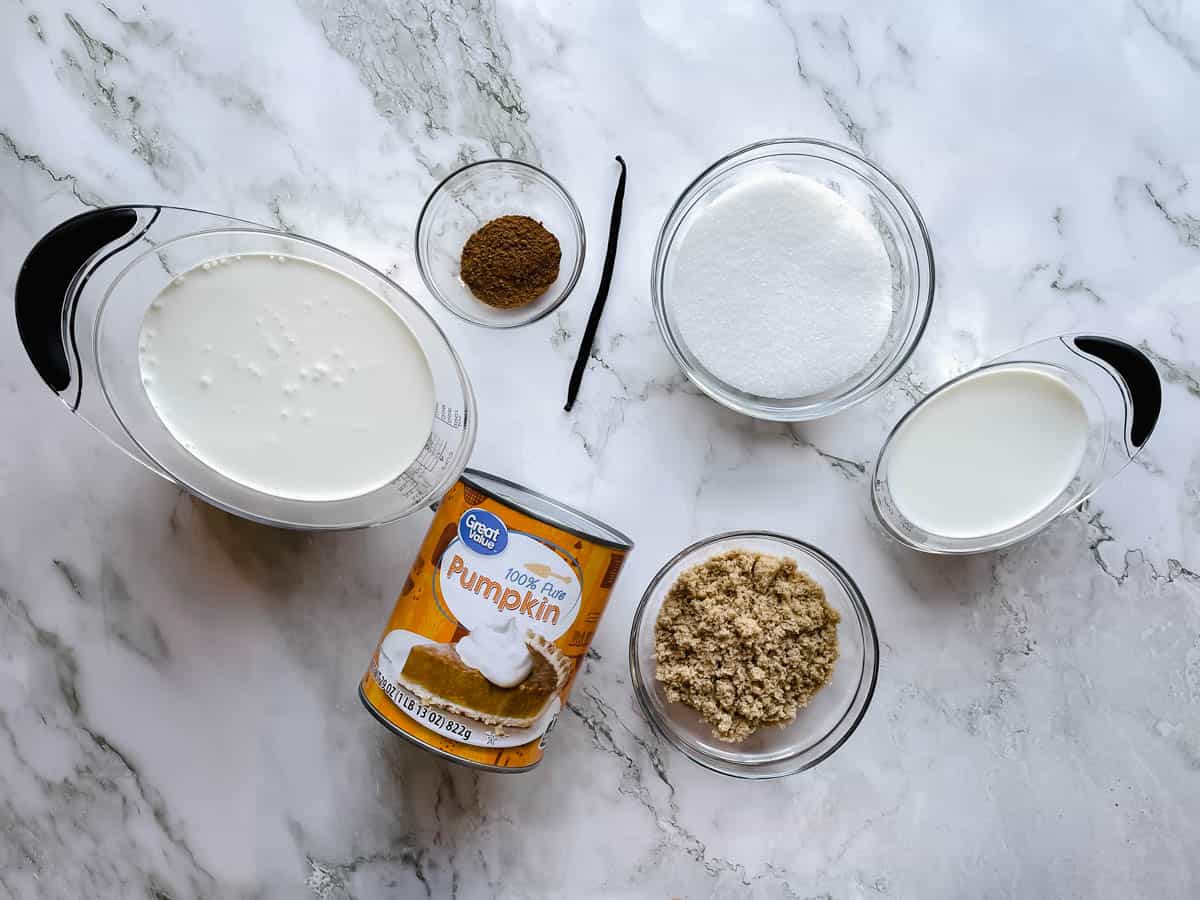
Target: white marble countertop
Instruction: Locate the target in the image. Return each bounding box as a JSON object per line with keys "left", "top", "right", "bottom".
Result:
{"left": 2, "top": 1, "right": 1199, "bottom": 897}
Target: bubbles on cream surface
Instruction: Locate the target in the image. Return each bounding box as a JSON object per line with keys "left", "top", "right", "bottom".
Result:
{"left": 454, "top": 617, "right": 534, "bottom": 688}
{"left": 137, "top": 253, "right": 436, "bottom": 501}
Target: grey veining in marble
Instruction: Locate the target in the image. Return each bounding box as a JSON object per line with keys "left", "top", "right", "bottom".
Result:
{"left": 1, "top": 1, "right": 1198, "bottom": 898}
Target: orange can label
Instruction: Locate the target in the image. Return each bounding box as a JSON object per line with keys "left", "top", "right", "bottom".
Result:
{"left": 360, "top": 474, "right": 629, "bottom": 771}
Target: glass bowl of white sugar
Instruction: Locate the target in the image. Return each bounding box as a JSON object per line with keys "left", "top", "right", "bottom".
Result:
{"left": 652, "top": 139, "right": 934, "bottom": 421}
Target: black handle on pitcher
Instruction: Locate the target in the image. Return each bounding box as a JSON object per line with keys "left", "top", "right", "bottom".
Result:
{"left": 1073, "top": 335, "right": 1162, "bottom": 449}
{"left": 15, "top": 206, "right": 141, "bottom": 393}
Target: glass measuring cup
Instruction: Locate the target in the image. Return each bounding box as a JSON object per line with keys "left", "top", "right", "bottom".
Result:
{"left": 871, "top": 333, "right": 1162, "bottom": 554}
{"left": 16, "top": 205, "right": 476, "bottom": 530}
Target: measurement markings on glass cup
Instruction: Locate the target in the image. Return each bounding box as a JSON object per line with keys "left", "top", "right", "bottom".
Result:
{"left": 413, "top": 433, "right": 451, "bottom": 472}
{"left": 391, "top": 465, "right": 427, "bottom": 498}
{"left": 435, "top": 403, "right": 464, "bottom": 428}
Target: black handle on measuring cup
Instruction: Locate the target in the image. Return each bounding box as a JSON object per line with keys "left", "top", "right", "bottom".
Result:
{"left": 1073, "top": 335, "right": 1162, "bottom": 449}
{"left": 15, "top": 206, "right": 141, "bottom": 393}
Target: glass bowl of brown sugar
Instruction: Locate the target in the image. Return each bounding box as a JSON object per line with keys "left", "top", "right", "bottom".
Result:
{"left": 415, "top": 159, "right": 586, "bottom": 327}
{"left": 629, "top": 531, "right": 879, "bottom": 779}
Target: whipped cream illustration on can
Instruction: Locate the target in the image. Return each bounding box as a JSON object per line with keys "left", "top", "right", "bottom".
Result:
{"left": 454, "top": 618, "right": 533, "bottom": 688}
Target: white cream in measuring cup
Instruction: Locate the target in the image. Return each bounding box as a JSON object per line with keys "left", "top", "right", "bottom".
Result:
{"left": 872, "top": 334, "right": 1162, "bottom": 554}
{"left": 138, "top": 253, "right": 435, "bottom": 501}
{"left": 884, "top": 365, "right": 1089, "bottom": 539}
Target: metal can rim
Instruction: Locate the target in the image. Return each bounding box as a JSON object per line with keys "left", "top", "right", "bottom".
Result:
{"left": 461, "top": 468, "right": 634, "bottom": 551}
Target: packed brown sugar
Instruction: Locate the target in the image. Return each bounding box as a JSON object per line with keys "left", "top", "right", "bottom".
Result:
{"left": 653, "top": 549, "right": 839, "bottom": 742}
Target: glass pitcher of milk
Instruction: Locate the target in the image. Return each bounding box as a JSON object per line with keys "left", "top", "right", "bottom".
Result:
{"left": 871, "top": 334, "right": 1161, "bottom": 554}
{"left": 16, "top": 205, "right": 476, "bottom": 530}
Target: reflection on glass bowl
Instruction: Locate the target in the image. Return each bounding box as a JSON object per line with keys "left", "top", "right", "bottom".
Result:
{"left": 652, "top": 138, "right": 934, "bottom": 421}
{"left": 629, "top": 531, "right": 879, "bottom": 779}
{"left": 415, "top": 159, "right": 586, "bottom": 328}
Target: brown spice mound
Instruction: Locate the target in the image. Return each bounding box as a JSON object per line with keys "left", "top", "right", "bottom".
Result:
{"left": 460, "top": 215, "right": 561, "bottom": 309}
{"left": 653, "top": 550, "right": 840, "bottom": 743}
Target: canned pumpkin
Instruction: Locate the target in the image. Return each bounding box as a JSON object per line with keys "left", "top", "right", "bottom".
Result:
{"left": 360, "top": 469, "right": 633, "bottom": 771}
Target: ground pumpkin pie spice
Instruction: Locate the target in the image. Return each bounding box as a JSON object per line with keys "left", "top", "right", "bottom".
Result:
{"left": 653, "top": 550, "right": 840, "bottom": 743}
{"left": 460, "top": 214, "right": 561, "bottom": 309}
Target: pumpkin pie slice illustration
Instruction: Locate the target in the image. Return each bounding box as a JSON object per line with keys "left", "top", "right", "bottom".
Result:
{"left": 397, "top": 623, "right": 571, "bottom": 729}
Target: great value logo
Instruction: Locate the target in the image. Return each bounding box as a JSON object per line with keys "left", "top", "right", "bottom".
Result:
{"left": 458, "top": 508, "right": 508, "bottom": 555}
{"left": 438, "top": 519, "right": 583, "bottom": 642}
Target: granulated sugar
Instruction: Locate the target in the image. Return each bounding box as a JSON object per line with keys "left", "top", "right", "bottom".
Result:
{"left": 671, "top": 171, "right": 894, "bottom": 399}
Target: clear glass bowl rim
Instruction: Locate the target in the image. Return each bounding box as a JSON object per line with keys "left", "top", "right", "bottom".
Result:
{"left": 414, "top": 158, "right": 587, "bottom": 328}
{"left": 628, "top": 530, "right": 880, "bottom": 779}
{"left": 650, "top": 137, "right": 936, "bottom": 421}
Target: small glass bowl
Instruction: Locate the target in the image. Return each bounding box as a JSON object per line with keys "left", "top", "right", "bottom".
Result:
{"left": 629, "top": 531, "right": 879, "bottom": 779}
{"left": 415, "top": 159, "right": 586, "bottom": 328}
{"left": 651, "top": 138, "right": 935, "bottom": 421}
